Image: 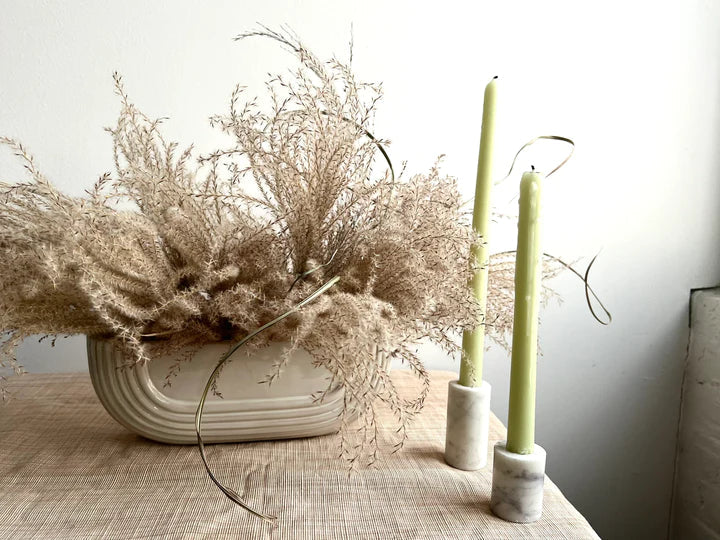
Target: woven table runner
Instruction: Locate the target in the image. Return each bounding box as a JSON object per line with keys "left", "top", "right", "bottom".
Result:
{"left": 0, "top": 370, "right": 598, "bottom": 539}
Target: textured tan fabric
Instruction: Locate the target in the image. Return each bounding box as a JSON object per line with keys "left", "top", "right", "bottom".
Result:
{"left": 0, "top": 371, "right": 599, "bottom": 539}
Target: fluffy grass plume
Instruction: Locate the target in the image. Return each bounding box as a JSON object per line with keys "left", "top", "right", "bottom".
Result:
{"left": 0, "top": 29, "right": 561, "bottom": 463}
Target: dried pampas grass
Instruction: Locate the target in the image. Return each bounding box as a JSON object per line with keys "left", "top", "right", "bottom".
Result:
{"left": 0, "top": 29, "right": 562, "bottom": 464}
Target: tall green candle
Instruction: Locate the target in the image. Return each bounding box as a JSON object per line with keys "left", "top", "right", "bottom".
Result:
{"left": 458, "top": 76, "right": 498, "bottom": 388}
{"left": 506, "top": 169, "right": 543, "bottom": 455}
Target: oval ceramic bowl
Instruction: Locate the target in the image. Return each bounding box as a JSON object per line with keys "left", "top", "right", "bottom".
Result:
{"left": 87, "top": 337, "right": 369, "bottom": 444}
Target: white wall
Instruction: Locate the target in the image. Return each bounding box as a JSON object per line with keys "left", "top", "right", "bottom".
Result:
{"left": 2, "top": 2, "right": 720, "bottom": 538}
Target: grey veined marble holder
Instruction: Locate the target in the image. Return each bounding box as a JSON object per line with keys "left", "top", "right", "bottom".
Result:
{"left": 490, "top": 441, "right": 547, "bottom": 523}
{"left": 444, "top": 380, "right": 492, "bottom": 470}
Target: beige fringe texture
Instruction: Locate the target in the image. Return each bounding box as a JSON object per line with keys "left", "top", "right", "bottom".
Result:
{"left": 0, "top": 29, "right": 562, "bottom": 465}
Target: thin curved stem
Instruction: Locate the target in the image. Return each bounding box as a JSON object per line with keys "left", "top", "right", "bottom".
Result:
{"left": 195, "top": 275, "right": 340, "bottom": 523}
{"left": 493, "top": 250, "right": 611, "bottom": 325}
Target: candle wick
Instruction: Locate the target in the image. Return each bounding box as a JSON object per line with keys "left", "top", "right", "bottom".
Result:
{"left": 531, "top": 165, "right": 535, "bottom": 171}
{"left": 493, "top": 75, "right": 498, "bottom": 79}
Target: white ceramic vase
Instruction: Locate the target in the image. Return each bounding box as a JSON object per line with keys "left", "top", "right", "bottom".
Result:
{"left": 87, "top": 336, "right": 370, "bottom": 444}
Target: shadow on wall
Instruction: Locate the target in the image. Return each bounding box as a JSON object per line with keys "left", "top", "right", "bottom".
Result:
{"left": 534, "top": 294, "right": 691, "bottom": 540}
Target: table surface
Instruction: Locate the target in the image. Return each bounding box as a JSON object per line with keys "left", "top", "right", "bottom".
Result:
{"left": 0, "top": 370, "right": 599, "bottom": 539}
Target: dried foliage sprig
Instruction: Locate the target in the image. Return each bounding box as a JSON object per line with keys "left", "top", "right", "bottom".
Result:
{"left": 0, "top": 29, "right": 565, "bottom": 465}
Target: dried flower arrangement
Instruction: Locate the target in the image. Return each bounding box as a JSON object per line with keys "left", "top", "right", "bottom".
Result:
{"left": 0, "top": 29, "right": 565, "bottom": 466}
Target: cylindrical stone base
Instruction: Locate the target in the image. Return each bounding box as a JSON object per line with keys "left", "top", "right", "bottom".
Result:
{"left": 490, "top": 441, "right": 547, "bottom": 523}
{"left": 444, "top": 380, "right": 492, "bottom": 470}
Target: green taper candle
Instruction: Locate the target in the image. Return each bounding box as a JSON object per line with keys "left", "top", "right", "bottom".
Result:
{"left": 506, "top": 169, "right": 543, "bottom": 455}
{"left": 458, "top": 76, "right": 498, "bottom": 388}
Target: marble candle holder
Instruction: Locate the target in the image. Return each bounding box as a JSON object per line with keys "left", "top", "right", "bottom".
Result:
{"left": 444, "top": 380, "right": 491, "bottom": 470}
{"left": 490, "top": 441, "right": 547, "bottom": 523}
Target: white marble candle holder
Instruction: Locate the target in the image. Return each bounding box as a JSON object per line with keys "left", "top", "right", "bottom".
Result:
{"left": 490, "top": 441, "right": 547, "bottom": 523}
{"left": 444, "top": 380, "right": 492, "bottom": 470}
